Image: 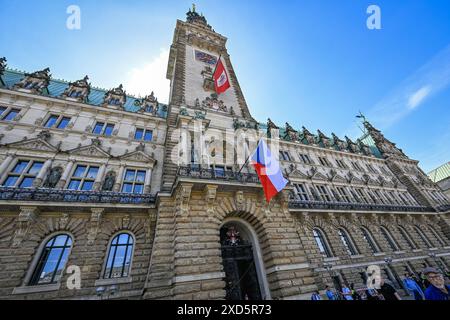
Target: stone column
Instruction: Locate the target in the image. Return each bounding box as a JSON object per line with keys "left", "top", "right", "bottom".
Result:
{"left": 33, "top": 159, "right": 53, "bottom": 188}
{"left": 144, "top": 168, "right": 152, "bottom": 194}
{"left": 113, "top": 165, "right": 125, "bottom": 192}
{"left": 0, "top": 154, "right": 15, "bottom": 183}
{"left": 93, "top": 164, "right": 107, "bottom": 191}
{"left": 57, "top": 160, "right": 75, "bottom": 189}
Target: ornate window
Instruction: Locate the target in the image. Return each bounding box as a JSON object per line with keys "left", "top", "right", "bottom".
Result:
{"left": 294, "top": 184, "right": 309, "bottom": 201}
{"left": 428, "top": 225, "right": 447, "bottom": 247}
{"left": 92, "top": 122, "right": 115, "bottom": 136}
{"left": 360, "top": 227, "right": 380, "bottom": 253}
{"left": 414, "top": 226, "right": 433, "bottom": 248}
{"left": 67, "top": 165, "right": 99, "bottom": 191}
{"left": 338, "top": 228, "right": 359, "bottom": 256}
{"left": 356, "top": 189, "right": 368, "bottom": 203}
{"left": 299, "top": 154, "right": 313, "bottom": 164}
{"left": 134, "top": 128, "right": 153, "bottom": 142}
{"left": 29, "top": 234, "right": 73, "bottom": 285}
{"left": 104, "top": 233, "right": 134, "bottom": 279}
{"left": 1, "top": 108, "right": 20, "bottom": 121}
{"left": 44, "top": 114, "right": 71, "bottom": 129}
{"left": 397, "top": 226, "right": 417, "bottom": 249}
{"left": 316, "top": 185, "right": 331, "bottom": 202}
{"left": 279, "top": 151, "right": 291, "bottom": 161}
{"left": 121, "top": 169, "right": 146, "bottom": 194}
{"left": 337, "top": 187, "right": 351, "bottom": 202}
{"left": 318, "top": 157, "right": 331, "bottom": 167}
{"left": 373, "top": 190, "right": 386, "bottom": 204}
{"left": 380, "top": 226, "right": 400, "bottom": 251}
{"left": 335, "top": 159, "right": 347, "bottom": 169}
{"left": 313, "top": 228, "right": 333, "bottom": 258}
{"left": 2, "top": 160, "right": 44, "bottom": 188}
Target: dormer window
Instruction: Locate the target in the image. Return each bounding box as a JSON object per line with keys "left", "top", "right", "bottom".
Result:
{"left": 61, "top": 76, "right": 90, "bottom": 102}
{"left": 13, "top": 67, "right": 51, "bottom": 93}
{"left": 103, "top": 84, "right": 126, "bottom": 108}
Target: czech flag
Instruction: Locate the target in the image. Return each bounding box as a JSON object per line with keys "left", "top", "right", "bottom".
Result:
{"left": 250, "top": 139, "right": 289, "bottom": 203}
{"left": 213, "top": 57, "right": 231, "bottom": 94}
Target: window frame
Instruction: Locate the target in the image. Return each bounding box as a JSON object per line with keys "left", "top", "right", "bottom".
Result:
{"left": 43, "top": 114, "right": 71, "bottom": 130}
{"left": 1, "top": 159, "right": 44, "bottom": 188}
{"left": 294, "top": 183, "right": 309, "bottom": 201}
{"left": 134, "top": 128, "right": 153, "bottom": 142}
{"left": 338, "top": 228, "right": 359, "bottom": 256}
{"left": 1, "top": 107, "right": 21, "bottom": 121}
{"left": 102, "top": 232, "right": 135, "bottom": 280}
{"left": 92, "top": 122, "right": 115, "bottom": 136}
{"left": 66, "top": 164, "right": 100, "bottom": 191}
{"left": 27, "top": 233, "right": 73, "bottom": 286}
{"left": 380, "top": 226, "right": 400, "bottom": 251}
{"left": 121, "top": 168, "right": 147, "bottom": 194}
{"left": 312, "top": 227, "right": 334, "bottom": 258}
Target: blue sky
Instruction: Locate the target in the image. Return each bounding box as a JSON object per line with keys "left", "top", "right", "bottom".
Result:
{"left": 0, "top": 0, "right": 449, "bottom": 172}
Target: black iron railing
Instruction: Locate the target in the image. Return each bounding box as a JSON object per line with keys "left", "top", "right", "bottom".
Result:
{"left": 0, "top": 187, "right": 156, "bottom": 205}
{"left": 289, "top": 200, "right": 433, "bottom": 212}
{"left": 177, "top": 166, "right": 260, "bottom": 184}
{"left": 436, "top": 204, "right": 450, "bottom": 212}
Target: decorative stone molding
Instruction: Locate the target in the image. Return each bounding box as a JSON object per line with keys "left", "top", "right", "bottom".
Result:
{"left": 176, "top": 184, "right": 193, "bottom": 216}
{"left": 205, "top": 185, "right": 218, "bottom": 216}
{"left": 87, "top": 208, "right": 104, "bottom": 245}
{"left": 12, "top": 207, "right": 39, "bottom": 247}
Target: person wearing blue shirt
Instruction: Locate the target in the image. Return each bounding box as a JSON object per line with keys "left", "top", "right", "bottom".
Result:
{"left": 403, "top": 273, "right": 425, "bottom": 300}
{"left": 325, "top": 286, "right": 336, "bottom": 300}
{"left": 311, "top": 291, "right": 322, "bottom": 300}
{"left": 423, "top": 267, "right": 450, "bottom": 301}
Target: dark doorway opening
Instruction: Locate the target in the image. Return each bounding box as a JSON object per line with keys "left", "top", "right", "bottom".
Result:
{"left": 220, "top": 225, "right": 262, "bottom": 301}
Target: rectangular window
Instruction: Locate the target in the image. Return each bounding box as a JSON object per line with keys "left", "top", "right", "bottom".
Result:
{"left": 294, "top": 184, "right": 309, "bottom": 201}
{"left": 373, "top": 190, "right": 385, "bottom": 204}
{"left": 356, "top": 189, "right": 368, "bottom": 203}
{"left": 2, "top": 108, "right": 20, "bottom": 121}
{"left": 352, "top": 161, "right": 364, "bottom": 172}
{"left": 93, "top": 122, "right": 115, "bottom": 136}
{"left": 67, "top": 165, "right": 99, "bottom": 191}
{"left": 121, "top": 169, "right": 146, "bottom": 194}
{"left": 279, "top": 151, "right": 291, "bottom": 162}
{"left": 336, "top": 159, "right": 347, "bottom": 169}
{"left": 318, "top": 157, "right": 331, "bottom": 167}
{"left": 367, "top": 164, "right": 378, "bottom": 174}
{"left": 44, "top": 115, "right": 71, "bottom": 129}
{"left": 134, "top": 128, "right": 153, "bottom": 142}
{"left": 2, "top": 160, "right": 44, "bottom": 188}
{"left": 316, "top": 185, "right": 331, "bottom": 202}
{"left": 299, "top": 154, "right": 313, "bottom": 164}
{"left": 57, "top": 117, "right": 71, "bottom": 129}
{"left": 337, "top": 187, "right": 351, "bottom": 202}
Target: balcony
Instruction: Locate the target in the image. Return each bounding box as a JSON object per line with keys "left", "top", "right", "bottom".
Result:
{"left": 289, "top": 199, "right": 433, "bottom": 213}
{"left": 436, "top": 204, "right": 450, "bottom": 212}
{"left": 0, "top": 187, "right": 156, "bottom": 205}
{"left": 177, "top": 166, "right": 260, "bottom": 184}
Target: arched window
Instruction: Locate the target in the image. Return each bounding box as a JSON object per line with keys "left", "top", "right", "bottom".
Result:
{"left": 360, "top": 227, "right": 380, "bottom": 253}
{"left": 29, "top": 234, "right": 73, "bottom": 285}
{"left": 104, "top": 233, "right": 134, "bottom": 279}
{"left": 428, "top": 225, "right": 447, "bottom": 247}
{"left": 380, "top": 226, "right": 400, "bottom": 251}
{"left": 338, "top": 228, "right": 358, "bottom": 256}
{"left": 397, "top": 226, "right": 418, "bottom": 249}
{"left": 312, "top": 228, "right": 333, "bottom": 258}
{"left": 414, "top": 226, "right": 433, "bottom": 248}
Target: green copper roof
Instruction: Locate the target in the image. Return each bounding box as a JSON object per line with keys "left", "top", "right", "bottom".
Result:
{"left": 428, "top": 162, "right": 450, "bottom": 183}
{"left": 1, "top": 69, "right": 168, "bottom": 118}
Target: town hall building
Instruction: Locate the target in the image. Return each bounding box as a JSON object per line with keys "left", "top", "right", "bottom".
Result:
{"left": 0, "top": 7, "right": 449, "bottom": 300}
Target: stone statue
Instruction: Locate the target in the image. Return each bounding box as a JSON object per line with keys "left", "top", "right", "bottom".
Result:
{"left": 43, "top": 167, "right": 63, "bottom": 188}
{"left": 102, "top": 172, "right": 116, "bottom": 191}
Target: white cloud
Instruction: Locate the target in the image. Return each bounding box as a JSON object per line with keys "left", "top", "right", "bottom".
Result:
{"left": 408, "top": 85, "right": 432, "bottom": 109}
{"left": 124, "top": 49, "right": 170, "bottom": 103}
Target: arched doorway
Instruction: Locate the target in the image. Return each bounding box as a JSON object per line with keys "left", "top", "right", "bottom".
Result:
{"left": 220, "top": 219, "right": 270, "bottom": 300}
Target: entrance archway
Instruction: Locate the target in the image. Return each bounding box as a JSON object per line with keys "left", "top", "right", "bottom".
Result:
{"left": 220, "top": 218, "right": 270, "bottom": 300}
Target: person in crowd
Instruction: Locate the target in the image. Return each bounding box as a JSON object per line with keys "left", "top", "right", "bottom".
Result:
{"left": 341, "top": 284, "right": 353, "bottom": 300}
{"left": 403, "top": 273, "right": 425, "bottom": 300}
{"left": 350, "top": 283, "right": 361, "bottom": 300}
{"left": 377, "top": 278, "right": 402, "bottom": 300}
{"left": 423, "top": 267, "right": 450, "bottom": 301}
{"left": 325, "top": 285, "right": 336, "bottom": 300}
{"left": 311, "top": 290, "right": 322, "bottom": 300}
{"left": 365, "top": 288, "right": 380, "bottom": 300}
